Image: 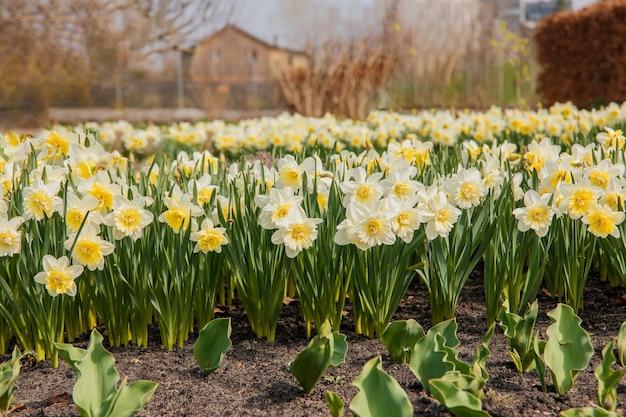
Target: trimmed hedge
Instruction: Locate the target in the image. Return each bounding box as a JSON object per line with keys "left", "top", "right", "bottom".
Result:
{"left": 534, "top": 0, "right": 626, "bottom": 107}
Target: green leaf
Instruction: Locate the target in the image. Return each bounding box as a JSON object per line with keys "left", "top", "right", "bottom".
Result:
{"left": 350, "top": 356, "right": 413, "bottom": 417}
{"left": 594, "top": 339, "right": 626, "bottom": 411}
{"left": 497, "top": 300, "right": 538, "bottom": 373}
{"left": 429, "top": 376, "right": 492, "bottom": 417}
{"left": 107, "top": 378, "right": 159, "bottom": 417}
{"left": 410, "top": 319, "right": 459, "bottom": 394}
{"left": 616, "top": 321, "right": 626, "bottom": 367}
{"left": 194, "top": 318, "right": 232, "bottom": 376}
{"left": 544, "top": 304, "right": 594, "bottom": 394}
{"left": 290, "top": 327, "right": 333, "bottom": 394}
{"left": 326, "top": 391, "right": 344, "bottom": 417}
{"left": 560, "top": 407, "right": 623, "bottom": 417}
{"left": 70, "top": 330, "right": 121, "bottom": 416}
{"left": 0, "top": 347, "right": 23, "bottom": 412}
{"left": 472, "top": 323, "right": 496, "bottom": 381}
{"left": 330, "top": 332, "right": 348, "bottom": 367}
{"left": 56, "top": 329, "right": 158, "bottom": 417}
{"left": 381, "top": 319, "right": 425, "bottom": 363}
{"left": 55, "top": 342, "right": 87, "bottom": 369}
{"left": 533, "top": 331, "right": 547, "bottom": 392}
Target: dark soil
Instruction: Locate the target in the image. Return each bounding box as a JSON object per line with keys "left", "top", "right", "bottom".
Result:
{"left": 4, "top": 271, "right": 626, "bottom": 417}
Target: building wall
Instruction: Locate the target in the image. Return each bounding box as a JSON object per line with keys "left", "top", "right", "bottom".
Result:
{"left": 190, "top": 26, "right": 275, "bottom": 83}
{"left": 188, "top": 26, "right": 306, "bottom": 116}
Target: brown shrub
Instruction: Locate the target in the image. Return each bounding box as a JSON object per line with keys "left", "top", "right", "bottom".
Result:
{"left": 534, "top": 0, "right": 626, "bottom": 107}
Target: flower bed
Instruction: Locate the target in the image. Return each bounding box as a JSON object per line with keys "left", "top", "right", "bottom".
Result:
{"left": 2, "top": 101, "right": 626, "bottom": 416}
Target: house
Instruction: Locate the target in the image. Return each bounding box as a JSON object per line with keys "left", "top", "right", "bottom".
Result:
{"left": 187, "top": 25, "right": 307, "bottom": 118}
{"left": 503, "top": 0, "right": 600, "bottom": 32}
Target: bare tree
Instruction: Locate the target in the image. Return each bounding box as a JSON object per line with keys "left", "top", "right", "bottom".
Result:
{"left": 0, "top": 0, "right": 234, "bottom": 121}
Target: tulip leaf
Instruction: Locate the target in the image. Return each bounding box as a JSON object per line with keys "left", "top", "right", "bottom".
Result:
{"left": 533, "top": 330, "right": 547, "bottom": 392}
{"left": 290, "top": 323, "right": 334, "bottom": 394}
{"left": 594, "top": 339, "right": 626, "bottom": 411}
{"left": 616, "top": 321, "right": 626, "bottom": 367}
{"left": 56, "top": 329, "right": 158, "bottom": 417}
{"left": 55, "top": 342, "right": 87, "bottom": 369}
{"left": 497, "top": 300, "right": 538, "bottom": 372}
{"left": 0, "top": 347, "right": 24, "bottom": 412}
{"left": 429, "top": 375, "right": 491, "bottom": 417}
{"left": 409, "top": 319, "right": 459, "bottom": 394}
{"left": 560, "top": 407, "right": 622, "bottom": 417}
{"left": 331, "top": 332, "right": 348, "bottom": 367}
{"left": 544, "top": 304, "right": 593, "bottom": 394}
{"left": 326, "top": 391, "right": 344, "bottom": 417}
{"left": 194, "top": 318, "right": 232, "bottom": 376}
{"left": 70, "top": 330, "right": 121, "bottom": 416}
{"left": 107, "top": 378, "right": 158, "bottom": 417}
{"left": 350, "top": 356, "right": 413, "bottom": 417}
{"left": 381, "top": 319, "right": 425, "bottom": 363}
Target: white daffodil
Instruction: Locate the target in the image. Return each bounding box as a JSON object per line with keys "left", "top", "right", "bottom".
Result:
{"left": 339, "top": 167, "right": 384, "bottom": 208}
{"left": 190, "top": 218, "right": 229, "bottom": 253}
{"left": 76, "top": 171, "right": 122, "bottom": 213}
{"left": 64, "top": 225, "right": 115, "bottom": 271}
{"left": 64, "top": 192, "right": 103, "bottom": 234}
{"left": 512, "top": 190, "right": 555, "bottom": 237}
{"left": 158, "top": 194, "right": 203, "bottom": 233}
{"left": 444, "top": 167, "right": 487, "bottom": 209}
{"left": 34, "top": 255, "right": 83, "bottom": 297}
{"left": 271, "top": 206, "right": 322, "bottom": 258}
{"left": 385, "top": 196, "right": 420, "bottom": 243}
{"left": 22, "top": 177, "right": 63, "bottom": 221}
{"left": 254, "top": 187, "right": 303, "bottom": 230}
{"left": 581, "top": 202, "right": 624, "bottom": 239}
{"left": 0, "top": 216, "right": 24, "bottom": 257}
{"left": 557, "top": 179, "right": 601, "bottom": 220}
{"left": 103, "top": 194, "right": 154, "bottom": 241}
{"left": 419, "top": 192, "right": 461, "bottom": 240}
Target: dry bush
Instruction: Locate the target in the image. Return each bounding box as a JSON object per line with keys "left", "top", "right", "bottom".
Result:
{"left": 275, "top": 37, "right": 398, "bottom": 119}
{"left": 534, "top": 0, "right": 626, "bottom": 107}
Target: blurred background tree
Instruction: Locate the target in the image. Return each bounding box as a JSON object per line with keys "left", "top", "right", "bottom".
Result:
{"left": 0, "top": 0, "right": 232, "bottom": 125}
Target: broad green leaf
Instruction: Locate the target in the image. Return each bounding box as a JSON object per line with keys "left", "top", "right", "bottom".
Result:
{"left": 429, "top": 376, "right": 491, "bottom": 417}
{"left": 497, "top": 300, "right": 538, "bottom": 373}
{"left": 194, "top": 318, "right": 232, "bottom": 376}
{"left": 381, "top": 319, "right": 425, "bottom": 363}
{"left": 533, "top": 331, "right": 546, "bottom": 392}
{"left": 544, "top": 304, "right": 593, "bottom": 394}
{"left": 561, "top": 407, "right": 622, "bottom": 417}
{"left": 107, "top": 378, "right": 158, "bottom": 417}
{"left": 326, "top": 391, "right": 344, "bottom": 417}
{"left": 594, "top": 339, "right": 626, "bottom": 411}
{"left": 0, "top": 347, "right": 23, "bottom": 412}
{"left": 410, "top": 319, "right": 459, "bottom": 394}
{"left": 472, "top": 323, "right": 495, "bottom": 382}
{"left": 290, "top": 329, "right": 333, "bottom": 394}
{"left": 55, "top": 342, "right": 87, "bottom": 369}
{"left": 57, "top": 329, "right": 158, "bottom": 417}
{"left": 350, "top": 356, "right": 413, "bottom": 417}
{"left": 71, "top": 330, "right": 121, "bottom": 417}
{"left": 330, "top": 332, "right": 348, "bottom": 367}
{"left": 617, "top": 321, "right": 626, "bottom": 367}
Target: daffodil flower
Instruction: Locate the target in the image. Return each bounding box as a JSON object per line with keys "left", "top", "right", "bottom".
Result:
{"left": 271, "top": 206, "right": 322, "bottom": 258}
{"left": 34, "top": 255, "right": 83, "bottom": 297}
{"left": 512, "top": 190, "right": 555, "bottom": 237}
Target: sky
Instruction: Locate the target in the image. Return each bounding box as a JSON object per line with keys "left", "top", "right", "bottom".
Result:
{"left": 198, "top": 0, "right": 600, "bottom": 51}
{"left": 200, "top": 0, "right": 379, "bottom": 51}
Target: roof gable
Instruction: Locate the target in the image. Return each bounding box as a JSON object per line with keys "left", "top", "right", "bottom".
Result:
{"left": 196, "top": 25, "right": 303, "bottom": 55}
